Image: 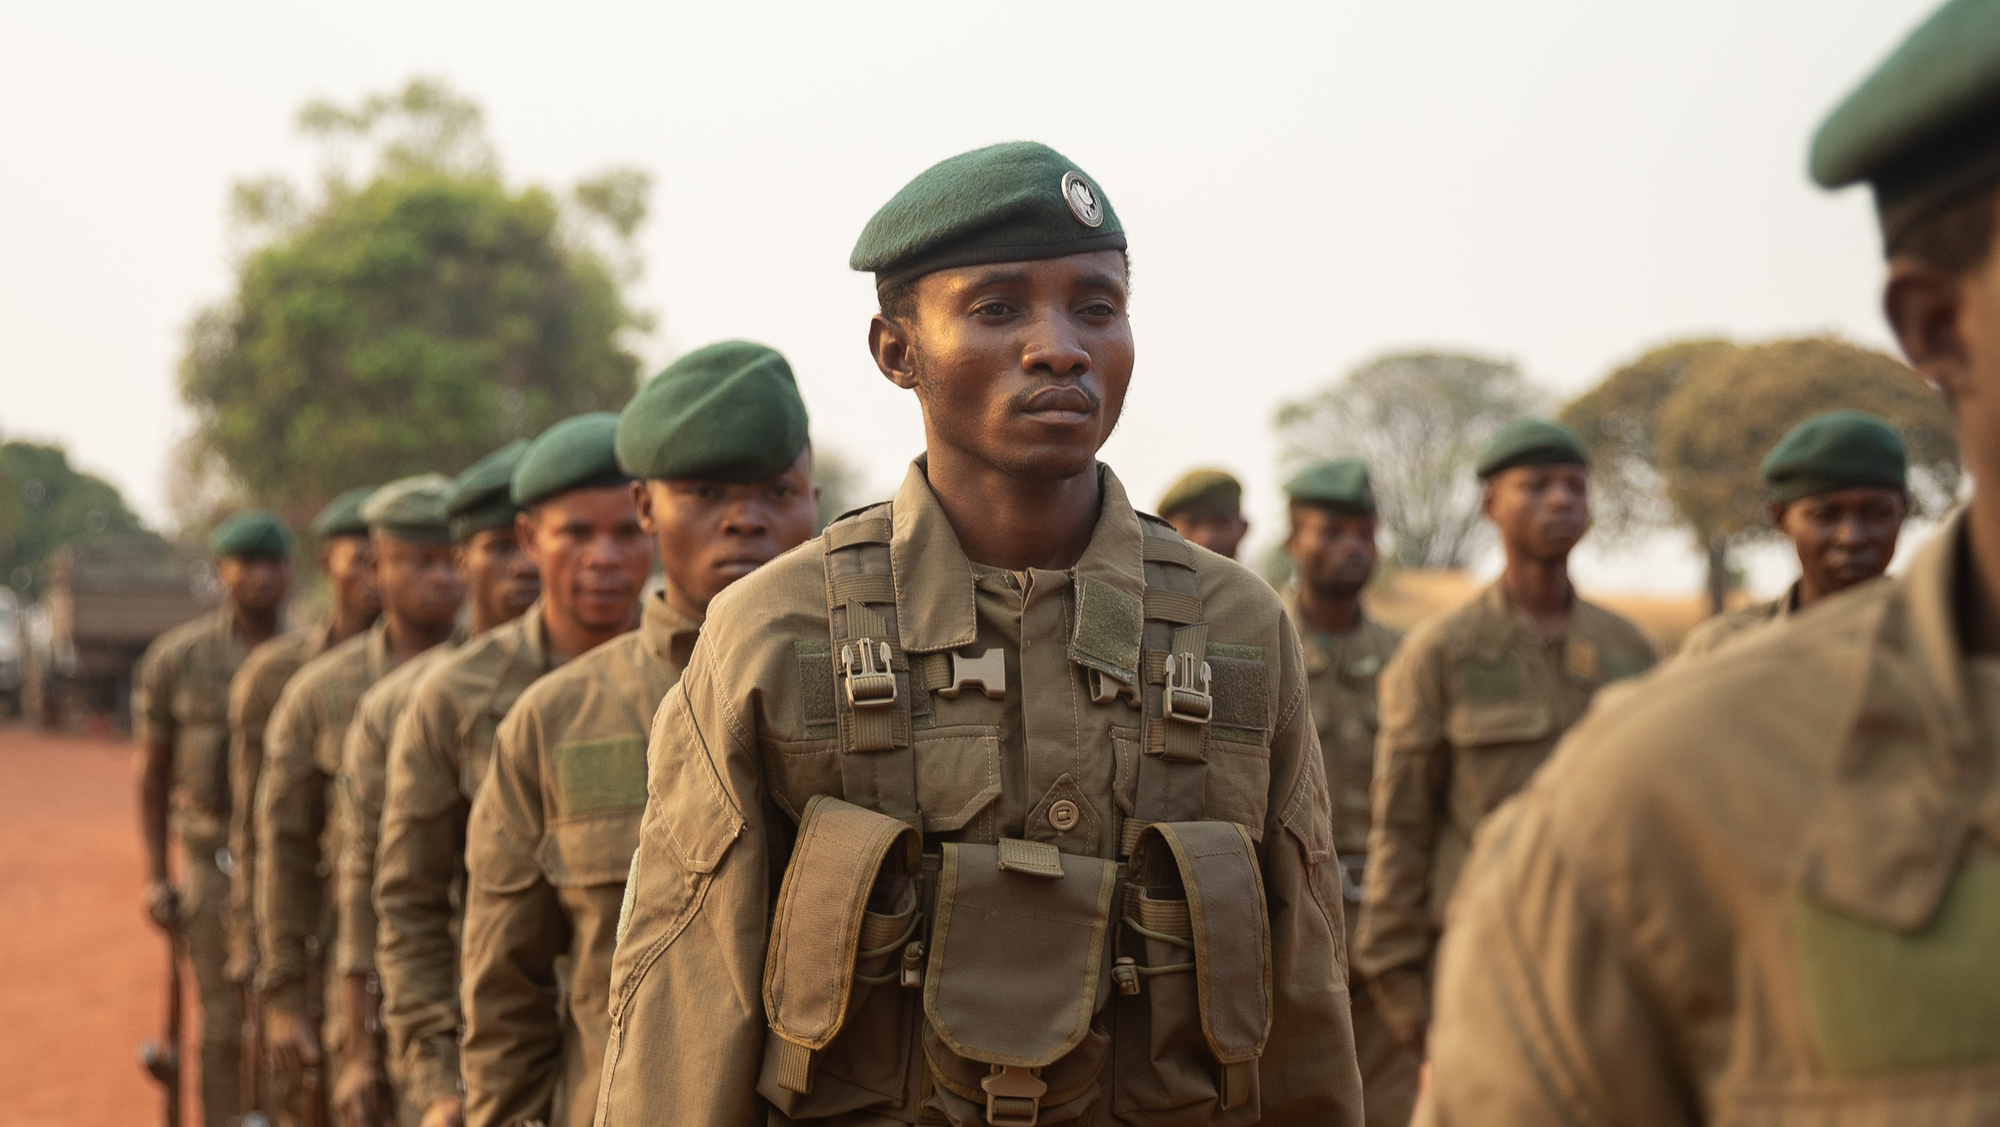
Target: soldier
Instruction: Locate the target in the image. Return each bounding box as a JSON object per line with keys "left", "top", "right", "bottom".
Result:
{"left": 1281, "top": 459, "right": 1416, "bottom": 1127}
{"left": 136, "top": 509, "right": 294, "bottom": 1127}
{"left": 458, "top": 341, "right": 819, "bottom": 1127}
{"left": 332, "top": 446, "right": 539, "bottom": 1127}
{"left": 1677, "top": 409, "right": 1910, "bottom": 659}
{"left": 257, "top": 477, "right": 465, "bottom": 1116}
{"left": 1418, "top": 2, "right": 2000, "bottom": 1121}
{"left": 599, "top": 141, "right": 1362, "bottom": 1126}
{"left": 1354, "top": 418, "right": 1655, "bottom": 1055}
{"left": 1157, "top": 467, "right": 1250, "bottom": 559}
{"left": 377, "top": 414, "right": 653, "bottom": 1127}
{"left": 227, "top": 488, "right": 381, "bottom": 1126}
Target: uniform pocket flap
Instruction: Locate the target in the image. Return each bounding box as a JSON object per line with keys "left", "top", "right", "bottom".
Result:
{"left": 1130, "top": 822, "right": 1272, "bottom": 1064}
{"left": 765, "top": 796, "right": 922, "bottom": 1054}
{"left": 924, "top": 842, "right": 1117, "bottom": 1068}
{"left": 1446, "top": 698, "right": 1553, "bottom": 748}
{"left": 537, "top": 809, "right": 644, "bottom": 888}
{"left": 913, "top": 727, "right": 1003, "bottom": 834}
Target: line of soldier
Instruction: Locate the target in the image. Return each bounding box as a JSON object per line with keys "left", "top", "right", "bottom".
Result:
{"left": 133, "top": 2, "right": 2000, "bottom": 1121}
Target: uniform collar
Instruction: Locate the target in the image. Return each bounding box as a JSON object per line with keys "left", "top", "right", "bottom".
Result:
{"left": 1469, "top": 579, "right": 1553, "bottom": 660}
{"left": 363, "top": 617, "right": 397, "bottom": 681}
{"left": 479, "top": 601, "right": 555, "bottom": 719}
{"left": 640, "top": 592, "right": 701, "bottom": 669}
{"left": 888, "top": 458, "right": 1147, "bottom": 655}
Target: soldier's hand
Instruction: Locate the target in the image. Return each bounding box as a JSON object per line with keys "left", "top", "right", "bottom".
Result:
{"left": 224, "top": 933, "right": 258, "bottom": 984}
{"left": 418, "top": 1097, "right": 464, "bottom": 1127}
{"left": 143, "top": 880, "right": 179, "bottom": 931}
{"left": 265, "top": 1007, "right": 322, "bottom": 1075}
{"left": 333, "top": 1057, "right": 387, "bottom": 1127}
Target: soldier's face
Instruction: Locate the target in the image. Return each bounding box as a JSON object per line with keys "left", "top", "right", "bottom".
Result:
{"left": 1484, "top": 464, "right": 1590, "bottom": 562}
{"left": 635, "top": 448, "right": 819, "bottom": 620}
{"left": 1772, "top": 486, "right": 1907, "bottom": 597}
{"left": 1286, "top": 506, "right": 1377, "bottom": 599}
{"left": 872, "top": 250, "right": 1133, "bottom": 481}
{"left": 456, "top": 526, "right": 541, "bottom": 626}
{"left": 1170, "top": 510, "right": 1250, "bottom": 560}
{"left": 1887, "top": 194, "right": 2000, "bottom": 506}
{"left": 218, "top": 554, "right": 291, "bottom": 614}
{"left": 372, "top": 533, "right": 464, "bottom": 628}
{"left": 322, "top": 534, "right": 382, "bottom": 619}
{"left": 518, "top": 485, "right": 653, "bottom": 633}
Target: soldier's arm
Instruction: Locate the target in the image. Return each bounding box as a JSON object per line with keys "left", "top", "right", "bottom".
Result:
{"left": 376, "top": 689, "right": 472, "bottom": 1113}
{"left": 459, "top": 705, "right": 567, "bottom": 1127}
{"left": 595, "top": 654, "right": 768, "bottom": 1127}
{"left": 1356, "top": 632, "right": 1452, "bottom": 1040}
{"left": 335, "top": 693, "right": 392, "bottom": 978}
{"left": 134, "top": 640, "right": 178, "bottom": 923}
{"left": 255, "top": 681, "right": 326, "bottom": 1017}
{"left": 226, "top": 656, "right": 271, "bottom": 973}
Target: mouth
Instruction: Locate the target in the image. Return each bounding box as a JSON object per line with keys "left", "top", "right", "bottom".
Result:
{"left": 712, "top": 555, "right": 768, "bottom": 578}
{"left": 1017, "top": 385, "right": 1097, "bottom": 425}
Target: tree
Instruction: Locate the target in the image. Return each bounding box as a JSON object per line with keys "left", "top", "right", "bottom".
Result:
{"left": 1276, "top": 352, "right": 1545, "bottom": 568}
{"left": 179, "top": 79, "right": 652, "bottom": 524}
{"left": 1560, "top": 339, "right": 1738, "bottom": 543}
{"left": 0, "top": 439, "right": 148, "bottom": 598}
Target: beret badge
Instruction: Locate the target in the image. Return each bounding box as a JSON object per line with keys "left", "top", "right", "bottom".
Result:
{"left": 1061, "top": 171, "right": 1104, "bottom": 228}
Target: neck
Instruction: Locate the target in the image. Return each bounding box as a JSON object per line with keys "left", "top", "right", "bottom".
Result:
{"left": 543, "top": 602, "right": 635, "bottom": 661}
{"left": 1292, "top": 584, "right": 1362, "bottom": 635}
{"left": 1964, "top": 494, "right": 2000, "bottom": 655}
{"left": 231, "top": 603, "right": 281, "bottom": 649}
{"left": 385, "top": 614, "right": 451, "bottom": 663}
{"left": 660, "top": 582, "right": 706, "bottom": 628}
{"left": 465, "top": 598, "right": 516, "bottom": 639}
{"left": 328, "top": 604, "right": 374, "bottom": 646}
{"left": 924, "top": 451, "right": 1101, "bottom": 571}
{"left": 1500, "top": 550, "right": 1573, "bottom": 639}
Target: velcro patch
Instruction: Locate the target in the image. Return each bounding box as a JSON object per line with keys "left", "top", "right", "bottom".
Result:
{"left": 1206, "top": 656, "right": 1269, "bottom": 731}
{"left": 555, "top": 735, "right": 649, "bottom": 816}
{"left": 1072, "top": 579, "right": 1142, "bottom": 682}
{"left": 1458, "top": 655, "right": 1521, "bottom": 701}
{"left": 795, "top": 640, "right": 836, "bottom": 729}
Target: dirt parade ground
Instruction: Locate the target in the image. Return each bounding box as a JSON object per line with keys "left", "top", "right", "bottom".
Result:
{"left": 0, "top": 723, "right": 194, "bottom": 1127}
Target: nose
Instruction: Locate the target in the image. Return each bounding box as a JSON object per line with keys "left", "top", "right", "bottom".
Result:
{"left": 721, "top": 500, "right": 768, "bottom": 538}
{"left": 1021, "top": 312, "right": 1091, "bottom": 380}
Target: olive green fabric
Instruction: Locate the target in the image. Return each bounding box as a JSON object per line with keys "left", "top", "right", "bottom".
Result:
{"left": 1473, "top": 418, "right": 1589, "bottom": 479}
{"left": 510, "top": 413, "right": 629, "bottom": 508}
{"left": 446, "top": 441, "right": 528, "bottom": 542}
{"left": 1417, "top": 515, "right": 2000, "bottom": 1125}
{"left": 614, "top": 341, "right": 810, "bottom": 484}
{"left": 1760, "top": 409, "right": 1909, "bottom": 503}
{"left": 850, "top": 141, "right": 1127, "bottom": 286}
{"left": 209, "top": 509, "right": 295, "bottom": 558}
{"left": 361, "top": 473, "right": 454, "bottom": 544}
{"left": 1355, "top": 582, "right": 1656, "bottom": 1042}
{"left": 313, "top": 487, "right": 376, "bottom": 540}
{"left": 1676, "top": 582, "right": 1801, "bottom": 662}
{"left": 1285, "top": 459, "right": 1376, "bottom": 513}
{"left": 1156, "top": 467, "right": 1243, "bottom": 519}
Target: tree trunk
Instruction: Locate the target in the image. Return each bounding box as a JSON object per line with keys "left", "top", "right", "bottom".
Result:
{"left": 1706, "top": 536, "right": 1729, "bottom": 616}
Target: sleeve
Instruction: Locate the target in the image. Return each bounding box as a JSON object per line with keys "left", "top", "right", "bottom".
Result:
{"left": 459, "top": 702, "right": 568, "bottom": 1127}
{"left": 376, "top": 686, "right": 473, "bottom": 1109}
{"left": 1415, "top": 795, "right": 1693, "bottom": 1127}
{"left": 1355, "top": 630, "right": 1452, "bottom": 1037}
{"left": 227, "top": 655, "right": 274, "bottom": 966}
{"left": 134, "top": 634, "right": 178, "bottom": 749}
{"left": 255, "top": 678, "right": 326, "bottom": 1013}
{"left": 593, "top": 650, "right": 764, "bottom": 1127}
{"left": 334, "top": 690, "right": 392, "bottom": 975}
{"left": 1256, "top": 612, "right": 1366, "bottom": 1125}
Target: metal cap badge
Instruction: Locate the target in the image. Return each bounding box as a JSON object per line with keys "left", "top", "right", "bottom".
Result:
{"left": 1061, "top": 171, "right": 1104, "bottom": 228}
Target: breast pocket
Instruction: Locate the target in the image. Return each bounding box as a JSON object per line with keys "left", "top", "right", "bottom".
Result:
{"left": 913, "top": 725, "right": 1003, "bottom": 842}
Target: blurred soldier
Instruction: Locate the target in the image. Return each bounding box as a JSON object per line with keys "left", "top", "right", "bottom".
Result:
{"left": 377, "top": 415, "right": 652, "bottom": 1127}
{"left": 1420, "top": 3, "right": 2000, "bottom": 1121}
{"left": 331, "top": 448, "right": 538, "bottom": 1127}
{"left": 599, "top": 142, "right": 1362, "bottom": 1125}
{"left": 257, "top": 477, "right": 465, "bottom": 1121}
{"left": 136, "top": 509, "right": 294, "bottom": 1127}
{"left": 227, "top": 488, "right": 381, "bottom": 1126}
{"left": 1282, "top": 459, "right": 1416, "bottom": 1127}
{"left": 1678, "top": 410, "right": 1910, "bottom": 659}
{"left": 1157, "top": 467, "right": 1250, "bottom": 558}
{"left": 1355, "top": 418, "right": 1655, "bottom": 1054}
{"left": 458, "top": 342, "right": 818, "bottom": 1127}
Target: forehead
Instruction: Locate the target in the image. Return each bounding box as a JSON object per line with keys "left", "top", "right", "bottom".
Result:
{"left": 915, "top": 249, "right": 1129, "bottom": 298}
{"left": 1792, "top": 485, "right": 1907, "bottom": 508}
{"left": 1492, "top": 462, "right": 1589, "bottom": 487}
{"left": 534, "top": 483, "right": 640, "bottom": 525}
{"left": 1291, "top": 504, "right": 1375, "bottom": 533}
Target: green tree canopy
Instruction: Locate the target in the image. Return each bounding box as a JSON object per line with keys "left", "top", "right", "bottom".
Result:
{"left": 1, "top": 439, "right": 148, "bottom": 598}
{"left": 178, "top": 79, "right": 651, "bottom": 523}
{"left": 1560, "top": 338, "right": 1737, "bottom": 543}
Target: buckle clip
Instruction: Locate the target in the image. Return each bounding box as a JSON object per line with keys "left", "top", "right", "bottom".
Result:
{"left": 981, "top": 1064, "right": 1046, "bottom": 1127}
{"left": 1162, "top": 654, "right": 1213, "bottom": 725}
{"left": 840, "top": 640, "right": 898, "bottom": 709}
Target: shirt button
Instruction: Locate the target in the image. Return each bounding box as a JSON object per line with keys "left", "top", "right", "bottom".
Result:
{"left": 1049, "top": 799, "right": 1080, "bottom": 832}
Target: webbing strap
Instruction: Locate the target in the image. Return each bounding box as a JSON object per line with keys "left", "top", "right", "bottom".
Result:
{"left": 1126, "top": 522, "right": 1211, "bottom": 853}
{"left": 825, "top": 517, "right": 892, "bottom": 551}
{"left": 822, "top": 506, "right": 918, "bottom": 824}
{"left": 1143, "top": 590, "right": 1203, "bottom": 625}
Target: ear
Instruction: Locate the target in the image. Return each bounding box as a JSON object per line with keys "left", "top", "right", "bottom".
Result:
{"left": 1478, "top": 480, "right": 1497, "bottom": 521}
{"left": 513, "top": 509, "right": 538, "bottom": 563}
{"left": 1885, "top": 258, "right": 1971, "bottom": 401}
{"left": 869, "top": 314, "right": 919, "bottom": 391}
{"left": 1767, "top": 499, "right": 1789, "bottom": 533}
{"left": 632, "top": 479, "right": 656, "bottom": 534}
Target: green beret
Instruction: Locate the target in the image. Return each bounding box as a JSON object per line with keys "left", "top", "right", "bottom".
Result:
{"left": 616, "top": 341, "right": 811, "bottom": 483}
{"left": 360, "top": 473, "right": 454, "bottom": 544}
{"left": 1476, "top": 418, "right": 1589, "bottom": 479}
{"left": 208, "top": 510, "right": 294, "bottom": 559}
{"left": 1285, "top": 459, "right": 1376, "bottom": 513}
{"left": 1760, "top": 410, "right": 1909, "bottom": 505}
{"left": 310, "top": 487, "right": 374, "bottom": 540}
{"left": 511, "top": 413, "right": 631, "bottom": 508}
{"left": 1811, "top": 0, "right": 2000, "bottom": 245}
{"left": 851, "top": 141, "right": 1126, "bottom": 287}
{"left": 447, "top": 440, "right": 528, "bottom": 541}
{"left": 1156, "top": 469, "right": 1242, "bottom": 519}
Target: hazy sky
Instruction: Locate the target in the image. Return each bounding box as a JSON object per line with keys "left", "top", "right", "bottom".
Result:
{"left": 0, "top": 1, "right": 1941, "bottom": 594}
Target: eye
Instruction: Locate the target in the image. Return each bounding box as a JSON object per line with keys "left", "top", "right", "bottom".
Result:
{"left": 1077, "top": 299, "right": 1116, "bottom": 318}
{"left": 972, "top": 300, "right": 1013, "bottom": 318}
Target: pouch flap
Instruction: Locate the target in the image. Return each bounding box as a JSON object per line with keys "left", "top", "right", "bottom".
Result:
{"left": 537, "top": 809, "right": 643, "bottom": 888}
{"left": 924, "top": 842, "right": 1117, "bottom": 1067}
{"left": 1446, "top": 698, "right": 1553, "bottom": 748}
{"left": 764, "top": 795, "right": 922, "bottom": 1052}
{"left": 1131, "top": 822, "right": 1272, "bottom": 1063}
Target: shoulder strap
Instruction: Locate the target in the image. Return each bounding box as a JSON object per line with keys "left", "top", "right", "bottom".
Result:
{"left": 822, "top": 505, "right": 920, "bottom": 827}
{"left": 1123, "top": 519, "right": 1212, "bottom": 855}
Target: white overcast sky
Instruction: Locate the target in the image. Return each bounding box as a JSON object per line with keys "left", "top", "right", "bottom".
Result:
{"left": 0, "top": 0, "right": 1942, "bottom": 595}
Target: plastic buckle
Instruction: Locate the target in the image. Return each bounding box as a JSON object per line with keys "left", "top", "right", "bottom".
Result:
{"left": 1162, "top": 654, "right": 1213, "bottom": 725}
{"left": 981, "top": 1064, "right": 1046, "bottom": 1127}
{"left": 1088, "top": 668, "right": 1140, "bottom": 708}
{"left": 840, "top": 640, "right": 898, "bottom": 709}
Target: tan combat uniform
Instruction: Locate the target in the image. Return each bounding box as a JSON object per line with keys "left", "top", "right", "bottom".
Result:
{"left": 459, "top": 595, "right": 697, "bottom": 1127}
{"left": 598, "top": 463, "right": 1363, "bottom": 1126}
{"left": 1288, "top": 593, "right": 1414, "bottom": 1127}
{"left": 135, "top": 606, "right": 257, "bottom": 1127}
{"left": 1356, "top": 582, "right": 1655, "bottom": 1042}
{"left": 1676, "top": 581, "right": 1803, "bottom": 660}
{"left": 376, "top": 606, "right": 560, "bottom": 1115}
{"left": 1420, "top": 517, "right": 2000, "bottom": 1125}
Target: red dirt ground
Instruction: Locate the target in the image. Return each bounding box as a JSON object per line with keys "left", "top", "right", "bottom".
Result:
{"left": 0, "top": 723, "right": 195, "bottom": 1127}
